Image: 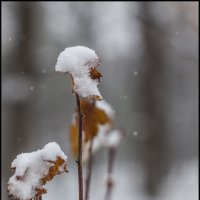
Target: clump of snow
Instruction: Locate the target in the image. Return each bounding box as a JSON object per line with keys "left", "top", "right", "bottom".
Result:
{"left": 83, "top": 128, "right": 124, "bottom": 162}
{"left": 7, "top": 142, "right": 68, "bottom": 200}
{"left": 97, "top": 100, "right": 124, "bottom": 149}
{"left": 105, "top": 129, "right": 124, "bottom": 148}
{"left": 82, "top": 124, "right": 112, "bottom": 162}
{"left": 96, "top": 99, "right": 115, "bottom": 120}
{"left": 55, "top": 46, "right": 102, "bottom": 100}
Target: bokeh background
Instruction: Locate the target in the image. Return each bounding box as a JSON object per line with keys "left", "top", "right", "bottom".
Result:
{"left": 2, "top": 2, "right": 198, "bottom": 200}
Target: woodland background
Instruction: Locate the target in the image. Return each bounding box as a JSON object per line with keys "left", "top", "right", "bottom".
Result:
{"left": 2, "top": 2, "right": 198, "bottom": 200}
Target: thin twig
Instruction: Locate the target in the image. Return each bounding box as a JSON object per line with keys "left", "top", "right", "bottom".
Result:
{"left": 75, "top": 93, "right": 83, "bottom": 200}
{"left": 85, "top": 99, "right": 95, "bottom": 200}
{"left": 104, "top": 148, "right": 116, "bottom": 200}
{"left": 85, "top": 139, "right": 93, "bottom": 200}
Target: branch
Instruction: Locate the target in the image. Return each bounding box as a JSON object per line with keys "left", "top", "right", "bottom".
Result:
{"left": 75, "top": 93, "right": 83, "bottom": 200}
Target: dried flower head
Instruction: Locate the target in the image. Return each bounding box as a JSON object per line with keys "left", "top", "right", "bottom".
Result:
{"left": 55, "top": 46, "right": 102, "bottom": 100}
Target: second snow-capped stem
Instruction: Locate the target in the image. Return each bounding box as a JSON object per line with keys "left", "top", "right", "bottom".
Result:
{"left": 75, "top": 93, "right": 84, "bottom": 200}
{"left": 104, "top": 148, "right": 116, "bottom": 200}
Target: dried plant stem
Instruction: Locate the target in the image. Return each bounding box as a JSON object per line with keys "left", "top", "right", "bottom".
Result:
{"left": 85, "top": 99, "right": 95, "bottom": 200}
{"left": 104, "top": 148, "right": 116, "bottom": 200}
{"left": 85, "top": 139, "right": 93, "bottom": 200}
{"left": 75, "top": 93, "right": 83, "bottom": 200}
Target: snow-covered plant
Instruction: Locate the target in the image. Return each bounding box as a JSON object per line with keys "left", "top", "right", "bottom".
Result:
{"left": 55, "top": 45, "right": 125, "bottom": 200}
{"left": 70, "top": 99, "right": 115, "bottom": 162}
{"left": 69, "top": 98, "right": 114, "bottom": 200}
{"left": 55, "top": 46, "right": 103, "bottom": 200}
{"left": 104, "top": 129, "right": 125, "bottom": 200}
{"left": 69, "top": 97, "right": 124, "bottom": 200}
{"left": 7, "top": 142, "right": 68, "bottom": 200}
{"left": 55, "top": 46, "right": 102, "bottom": 100}
{"left": 7, "top": 45, "right": 125, "bottom": 200}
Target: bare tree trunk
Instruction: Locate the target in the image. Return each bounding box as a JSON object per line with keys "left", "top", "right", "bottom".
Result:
{"left": 139, "top": 2, "right": 170, "bottom": 196}
{"left": 3, "top": 2, "right": 39, "bottom": 199}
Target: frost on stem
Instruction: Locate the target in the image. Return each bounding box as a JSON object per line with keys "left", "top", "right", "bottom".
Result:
{"left": 55, "top": 46, "right": 102, "bottom": 100}
{"left": 70, "top": 99, "right": 115, "bottom": 162}
{"left": 7, "top": 142, "right": 68, "bottom": 200}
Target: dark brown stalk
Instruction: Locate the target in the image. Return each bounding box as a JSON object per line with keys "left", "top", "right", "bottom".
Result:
{"left": 85, "top": 99, "right": 95, "bottom": 200}
{"left": 104, "top": 148, "right": 116, "bottom": 200}
{"left": 85, "top": 139, "right": 93, "bottom": 200}
{"left": 75, "top": 93, "right": 83, "bottom": 200}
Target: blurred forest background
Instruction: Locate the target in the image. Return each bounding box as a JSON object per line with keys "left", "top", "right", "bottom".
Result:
{"left": 2, "top": 2, "right": 198, "bottom": 200}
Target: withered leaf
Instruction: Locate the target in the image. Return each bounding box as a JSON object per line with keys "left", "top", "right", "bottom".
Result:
{"left": 35, "top": 187, "right": 47, "bottom": 200}
{"left": 7, "top": 155, "right": 68, "bottom": 200}
{"left": 90, "top": 68, "right": 102, "bottom": 81}
{"left": 40, "top": 156, "right": 68, "bottom": 184}
{"left": 70, "top": 99, "right": 111, "bottom": 157}
{"left": 70, "top": 124, "right": 79, "bottom": 158}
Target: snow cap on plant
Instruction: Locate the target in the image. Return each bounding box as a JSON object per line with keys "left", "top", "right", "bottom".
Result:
{"left": 7, "top": 142, "right": 68, "bottom": 200}
{"left": 55, "top": 46, "right": 102, "bottom": 100}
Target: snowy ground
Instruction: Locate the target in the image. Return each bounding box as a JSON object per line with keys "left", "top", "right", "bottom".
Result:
{"left": 45, "top": 159, "right": 198, "bottom": 200}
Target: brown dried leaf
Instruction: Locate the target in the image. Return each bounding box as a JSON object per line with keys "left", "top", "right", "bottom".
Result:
{"left": 34, "top": 187, "right": 47, "bottom": 200}
{"left": 7, "top": 156, "right": 68, "bottom": 200}
{"left": 70, "top": 99, "right": 111, "bottom": 157}
{"left": 69, "top": 124, "right": 79, "bottom": 159}
{"left": 90, "top": 68, "right": 102, "bottom": 81}
{"left": 40, "top": 156, "right": 68, "bottom": 184}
